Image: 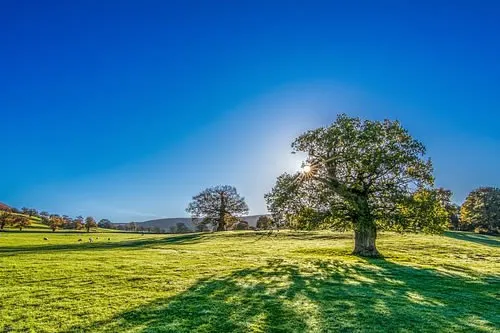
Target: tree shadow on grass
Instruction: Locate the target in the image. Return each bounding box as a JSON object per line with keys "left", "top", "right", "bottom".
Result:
{"left": 444, "top": 231, "right": 499, "bottom": 247}
{"left": 66, "top": 258, "right": 499, "bottom": 333}
{"left": 0, "top": 233, "right": 204, "bottom": 256}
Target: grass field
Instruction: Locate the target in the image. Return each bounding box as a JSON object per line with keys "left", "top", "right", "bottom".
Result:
{"left": 0, "top": 230, "right": 498, "bottom": 332}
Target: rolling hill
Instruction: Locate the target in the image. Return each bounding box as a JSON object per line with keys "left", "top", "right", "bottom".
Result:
{"left": 123, "top": 215, "right": 268, "bottom": 231}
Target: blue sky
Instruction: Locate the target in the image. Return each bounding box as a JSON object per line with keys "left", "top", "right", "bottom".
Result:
{"left": 1, "top": 1, "right": 499, "bottom": 222}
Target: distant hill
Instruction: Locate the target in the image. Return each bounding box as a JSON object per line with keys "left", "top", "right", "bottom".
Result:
{"left": 121, "top": 215, "right": 268, "bottom": 231}
{"left": 0, "top": 202, "right": 12, "bottom": 211}
{"left": 0, "top": 202, "right": 11, "bottom": 211}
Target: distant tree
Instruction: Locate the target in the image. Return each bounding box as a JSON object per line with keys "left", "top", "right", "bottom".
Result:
{"left": 460, "top": 187, "right": 500, "bottom": 234}
{"left": 74, "top": 216, "right": 84, "bottom": 230}
{"left": 61, "top": 215, "right": 73, "bottom": 229}
{"left": 175, "top": 222, "right": 190, "bottom": 233}
{"left": 40, "top": 216, "right": 50, "bottom": 226}
{"left": 195, "top": 223, "right": 210, "bottom": 232}
{"left": 20, "top": 207, "right": 37, "bottom": 217}
{"left": 84, "top": 216, "right": 97, "bottom": 232}
{"left": 127, "top": 222, "right": 137, "bottom": 232}
{"left": 168, "top": 225, "right": 177, "bottom": 233}
{"left": 13, "top": 215, "right": 31, "bottom": 231}
{"left": 11, "top": 207, "right": 21, "bottom": 214}
{"left": 231, "top": 220, "right": 249, "bottom": 230}
{"left": 266, "top": 115, "right": 435, "bottom": 256}
{"left": 288, "top": 207, "right": 332, "bottom": 231}
{"left": 0, "top": 211, "right": 13, "bottom": 230}
{"left": 40, "top": 211, "right": 50, "bottom": 218}
{"left": 256, "top": 216, "right": 273, "bottom": 230}
{"left": 434, "top": 188, "right": 460, "bottom": 230}
{"left": 29, "top": 208, "right": 38, "bottom": 217}
{"left": 49, "top": 216, "right": 64, "bottom": 232}
{"left": 98, "top": 219, "right": 113, "bottom": 229}
{"left": 385, "top": 189, "right": 449, "bottom": 234}
{"left": 152, "top": 226, "right": 162, "bottom": 233}
{"left": 186, "top": 185, "right": 249, "bottom": 232}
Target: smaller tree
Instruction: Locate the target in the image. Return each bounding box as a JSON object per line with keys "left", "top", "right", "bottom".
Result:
{"left": 461, "top": 187, "right": 500, "bottom": 234}
{"left": 186, "top": 185, "right": 249, "bottom": 232}
{"left": 98, "top": 219, "right": 113, "bottom": 229}
{"left": 434, "top": 188, "right": 460, "bottom": 230}
{"left": 127, "top": 222, "right": 137, "bottom": 232}
{"left": 14, "top": 215, "right": 31, "bottom": 231}
{"left": 256, "top": 216, "right": 274, "bottom": 230}
{"left": 74, "top": 216, "right": 84, "bottom": 230}
{"left": 62, "top": 216, "right": 73, "bottom": 229}
{"left": 175, "top": 222, "right": 190, "bottom": 233}
{"left": 195, "top": 223, "right": 210, "bottom": 232}
{"left": 49, "top": 216, "right": 64, "bottom": 232}
{"left": 0, "top": 211, "right": 14, "bottom": 230}
{"left": 84, "top": 216, "right": 97, "bottom": 233}
{"left": 387, "top": 189, "right": 449, "bottom": 234}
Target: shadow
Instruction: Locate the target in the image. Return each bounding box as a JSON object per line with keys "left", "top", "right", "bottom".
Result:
{"left": 0, "top": 233, "right": 203, "bottom": 256}
{"left": 65, "top": 258, "right": 499, "bottom": 332}
{"left": 444, "top": 231, "right": 499, "bottom": 247}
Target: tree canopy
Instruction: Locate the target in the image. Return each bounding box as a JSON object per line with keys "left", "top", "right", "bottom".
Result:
{"left": 266, "top": 114, "right": 439, "bottom": 256}
{"left": 460, "top": 187, "right": 500, "bottom": 234}
{"left": 186, "top": 185, "right": 249, "bottom": 231}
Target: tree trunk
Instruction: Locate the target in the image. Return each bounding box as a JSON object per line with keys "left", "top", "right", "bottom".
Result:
{"left": 216, "top": 192, "right": 226, "bottom": 232}
{"left": 216, "top": 220, "right": 225, "bottom": 232}
{"left": 353, "top": 224, "right": 379, "bottom": 257}
{"left": 352, "top": 196, "right": 380, "bottom": 257}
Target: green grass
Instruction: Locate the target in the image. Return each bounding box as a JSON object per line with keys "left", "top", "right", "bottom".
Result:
{"left": 0, "top": 230, "right": 498, "bottom": 332}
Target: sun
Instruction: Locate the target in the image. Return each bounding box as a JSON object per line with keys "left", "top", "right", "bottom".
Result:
{"left": 302, "top": 164, "right": 312, "bottom": 173}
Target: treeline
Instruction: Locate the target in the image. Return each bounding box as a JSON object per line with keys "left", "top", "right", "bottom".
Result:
{"left": 0, "top": 208, "right": 105, "bottom": 232}
{"left": 0, "top": 207, "right": 200, "bottom": 234}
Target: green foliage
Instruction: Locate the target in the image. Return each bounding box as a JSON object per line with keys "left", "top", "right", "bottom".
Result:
{"left": 187, "top": 185, "right": 249, "bottom": 231}
{"left": 175, "top": 222, "right": 190, "bottom": 234}
{"left": 98, "top": 219, "right": 113, "bottom": 229}
{"left": 231, "top": 221, "right": 250, "bottom": 230}
{"left": 267, "top": 114, "right": 436, "bottom": 255}
{"left": 461, "top": 187, "right": 500, "bottom": 234}
{"left": 256, "top": 216, "right": 273, "bottom": 230}
{"left": 0, "top": 231, "right": 498, "bottom": 332}
{"left": 85, "top": 216, "right": 97, "bottom": 232}
{"left": 288, "top": 207, "right": 332, "bottom": 230}
{"left": 383, "top": 189, "right": 449, "bottom": 234}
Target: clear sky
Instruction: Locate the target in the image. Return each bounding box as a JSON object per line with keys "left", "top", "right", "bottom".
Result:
{"left": 1, "top": 1, "right": 499, "bottom": 222}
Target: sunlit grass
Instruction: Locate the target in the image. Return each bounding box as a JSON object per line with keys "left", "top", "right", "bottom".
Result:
{"left": 0, "top": 230, "right": 498, "bottom": 332}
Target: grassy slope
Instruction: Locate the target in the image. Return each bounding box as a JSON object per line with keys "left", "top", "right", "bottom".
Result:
{"left": 0, "top": 231, "right": 498, "bottom": 333}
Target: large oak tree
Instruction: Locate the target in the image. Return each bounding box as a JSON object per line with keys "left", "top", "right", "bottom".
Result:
{"left": 186, "top": 185, "right": 249, "bottom": 231}
{"left": 266, "top": 114, "right": 435, "bottom": 256}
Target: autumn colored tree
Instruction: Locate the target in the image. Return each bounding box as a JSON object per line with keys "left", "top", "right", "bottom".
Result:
{"left": 0, "top": 211, "right": 14, "bottom": 230}
{"left": 13, "top": 215, "right": 31, "bottom": 231}
{"left": 74, "top": 216, "right": 84, "bottom": 230}
{"left": 49, "top": 216, "right": 64, "bottom": 232}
